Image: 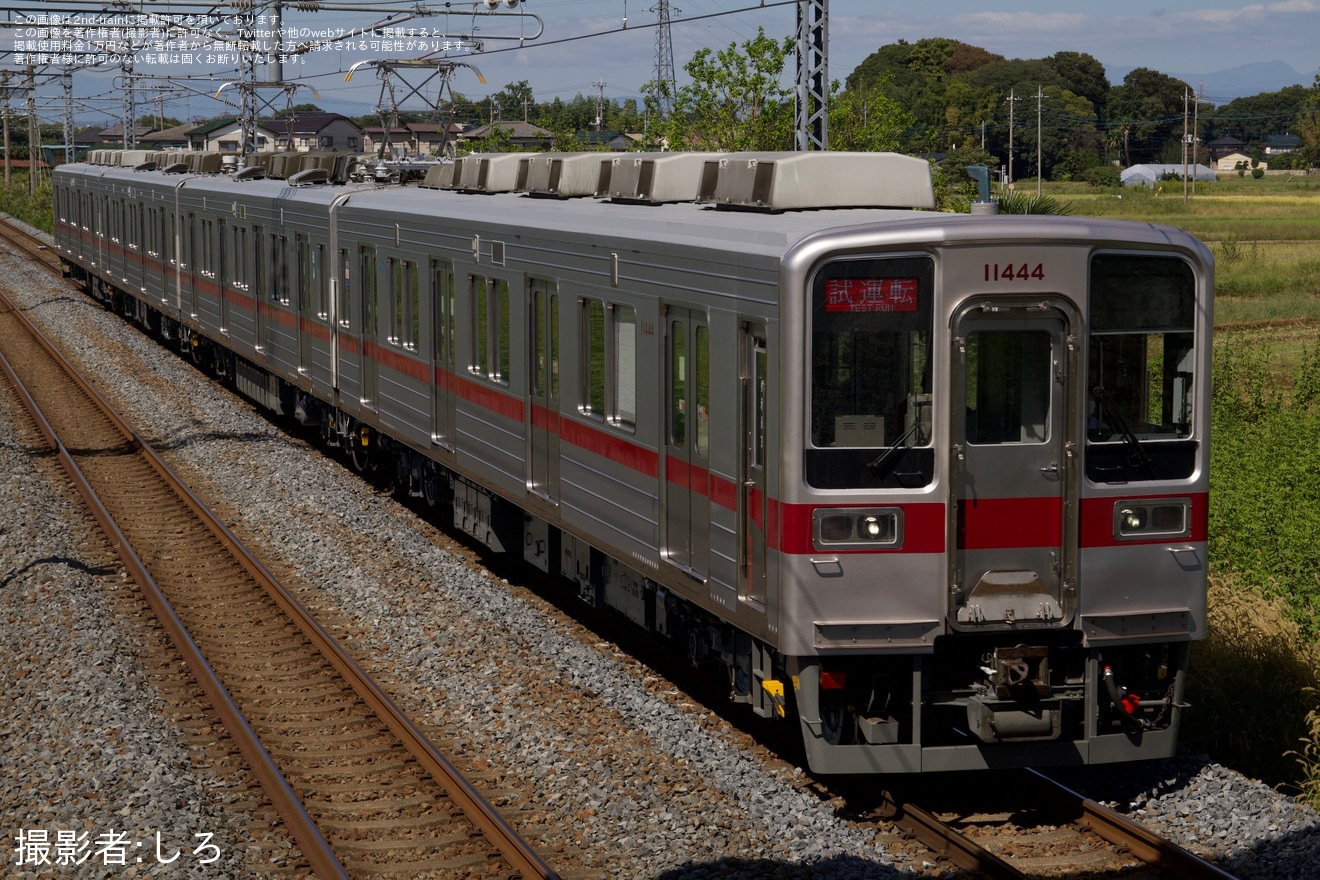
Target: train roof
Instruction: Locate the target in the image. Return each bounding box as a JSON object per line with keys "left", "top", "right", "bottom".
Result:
{"left": 54, "top": 160, "right": 1210, "bottom": 262}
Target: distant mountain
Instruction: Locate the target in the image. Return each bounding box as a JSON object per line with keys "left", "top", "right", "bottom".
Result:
{"left": 1106, "top": 60, "right": 1311, "bottom": 104}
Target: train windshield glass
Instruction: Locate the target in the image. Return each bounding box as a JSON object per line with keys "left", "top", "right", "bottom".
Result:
{"left": 1086, "top": 254, "right": 1198, "bottom": 482}
{"left": 807, "top": 256, "right": 935, "bottom": 490}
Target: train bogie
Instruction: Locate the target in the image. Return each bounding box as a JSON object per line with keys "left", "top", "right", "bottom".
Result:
{"left": 53, "top": 150, "right": 1213, "bottom": 774}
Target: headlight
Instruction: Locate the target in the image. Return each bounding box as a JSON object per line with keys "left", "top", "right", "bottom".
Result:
{"left": 1113, "top": 498, "right": 1191, "bottom": 539}
{"left": 813, "top": 508, "right": 902, "bottom": 550}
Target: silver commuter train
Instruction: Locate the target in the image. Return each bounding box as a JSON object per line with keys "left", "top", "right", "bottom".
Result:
{"left": 52, "top": 149, "right": 1213, "bottom": 774}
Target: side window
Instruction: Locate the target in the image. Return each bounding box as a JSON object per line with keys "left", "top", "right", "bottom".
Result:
{"left": 233, "top": 227, "right": 248, "bottom": 292}
{"left": 199, "top": 220, "right": 213, "bottom": 278}
{"left": 388, "top": 257, "right": 402, "bottom": 345}
{"left": 253, "top": 225, "right": 264, "bottom": 300}
{"left": 582, "top": 298, "right": 606, "bottom": 419}
{"left": 433, "top": 260, "right": 454, "bottom": 364}
{"left": 470, "top": 275, "right": 509, "bottom": 384}
{"left": 580, "top": 297, "right": 637, "bottom": 431}
{"left": 339, "top": 248, "right": 352, "bottom": 328}
{"left": 315, "top": 245, "right": 328, "bottom": 320}
{"left": 273, "top": 234, "right": 290, "bottom": 304}
{"left": 494, "top": 277, "right": 509, "bottom": 383}
{"left": 406, "top": 261, "right": 419, "bottom": 351}
{"left": 614, "top": 304, "right": 637, "bottom": 431}
{"left": 359, "top": 245, "right": 377, "bottom": 338}
{"left": 471, "top": 274, "right": 489, "bottom": 378}
{"left": 387, "top": 259, "right": 419, "bottom": 350}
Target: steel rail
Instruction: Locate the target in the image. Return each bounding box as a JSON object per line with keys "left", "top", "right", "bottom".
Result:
{"left": 876, "top": 790, "right": 1031, "bottom": 879}
{"left": 1028, "top": 769, "right": 1241, "bottom": 880}
{"left": 0, "top": 236, "right": 561, "bottom": 880}
{"left": 0, "top": 297, "right": 349, "bottom": 880}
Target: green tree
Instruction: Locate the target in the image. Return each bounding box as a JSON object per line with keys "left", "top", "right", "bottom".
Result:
{"left": 1294, "top": 74, "right": 1320, "bottom": 168}
{"left": 648, "top": 27, "right": 795, "bottom": 151}
{"left": 273, "top": 103, "right": 325, "bottom": 117}
{"left": 491, "top": 80, "right": 535, "bottom": 122}
{"left": 1107, "top": 68, "right": 1190, "bottom": 164}
{"left": 1045, "top": 51, "right": 1110, "bottom": 117}
{"left": 1204, "top": 85, "right": 1308, "bottom": 148}
{"left": 828, "top": 78, "right": 915, "bottom": 152}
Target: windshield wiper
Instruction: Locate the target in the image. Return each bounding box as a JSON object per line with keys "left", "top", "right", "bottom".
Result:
{"left": 1091, "top": 386, "right": 1154, "bottom": 478}
{"left": 868, "top": 419, "right": 924, "bottom": 478}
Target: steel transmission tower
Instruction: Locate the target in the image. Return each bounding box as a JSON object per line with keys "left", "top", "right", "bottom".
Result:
{"left": 651, "top": 1, "right": 677, "bottom": 116}
{"left": 795, "top": 0, "right": 828, "bottom": 150}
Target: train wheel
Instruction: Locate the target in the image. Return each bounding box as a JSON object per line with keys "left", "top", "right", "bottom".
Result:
{"left": 185, "top": 331, "right": 204, "bottom": 366}
{"left": 421, "top": 466, "right": 441, "bottom": 507}
{"left": 349, "top": 427, "right": 375, "bottom": 473}
{"left": 820, "top": 704, "right": 850, "bottom": 746}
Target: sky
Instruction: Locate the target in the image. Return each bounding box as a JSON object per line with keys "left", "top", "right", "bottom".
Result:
{"left": 10, "top": 0, "right": 1320, "bottom": 126}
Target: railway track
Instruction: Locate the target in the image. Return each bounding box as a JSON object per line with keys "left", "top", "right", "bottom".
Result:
{"left": 2, "top": 213, "right": 1260, "bottom": 878}
{"left": 0, "top": 257, "right": 559, "bottom": 878}
{"left": 835, "top": 768, "right": 1241, "bottom": 879}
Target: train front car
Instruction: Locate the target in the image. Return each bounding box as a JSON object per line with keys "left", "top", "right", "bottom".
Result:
{"left": 776, "top": 211, "right": 1213, "bottom": 774}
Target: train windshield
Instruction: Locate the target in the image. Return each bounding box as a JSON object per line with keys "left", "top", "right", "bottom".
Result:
{"left": 1086, "top": 254, "right": 1198, "bottom": 482}
{"left": 806, "top": 256, "right": 935, "bottom": 490}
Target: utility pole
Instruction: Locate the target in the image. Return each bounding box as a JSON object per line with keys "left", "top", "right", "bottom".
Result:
{"left": 1188, "top": 89, "right": 1198, "bottom": 207}
{"left": 26, "top": 63, "right": 37, "bottom": 196}
{"left": 1005, "top": 89, "right": 1019, "bottom": 187}
{"left": 63, "top": 68, "right": 74, "bottom": 165}
{"left": 1035, "top": 85, "right": 1047, "bottom": 197}
{"left": 1192, "top": 82, "right": 1202, "bottom": 194}
{"left": 794, "top": 0, "right": 828, "bottom": 150}
{"left": 650, "top": 0, "right": 677, "bottom": 117}
{"left": 593, "top": 80, "right": 606, "bottom": 132}
{"left": 2, "top": 70, "right": 12, "bottom": 187}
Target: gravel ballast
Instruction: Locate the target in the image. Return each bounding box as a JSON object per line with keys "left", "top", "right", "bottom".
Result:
{"left": 4, "top": 219, "right": 1319, "bottom": 879}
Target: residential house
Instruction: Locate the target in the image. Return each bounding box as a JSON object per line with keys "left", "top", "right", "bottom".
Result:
{"left": 96, "top": 123, "right": 156, "bottom": 147}
{"left": 1206, "top": 135, "right": 1246, "bottom": 163}
{"left": 187, "top": 117, "right": 278, "bottom": 153}
{"left": 266, "top": 113, "right": 362, "bottom": 152}
{"left": 459, "top": 120, "right": 553, "bottom": 152}
{"left": 407, "top": 122, "right": 465, "bottom": 157}
{"left": 361, "top": 126, "right": 410, "bottom": 156}
{"left": 1265, "top": 134, "right": 1300, "bottom": 156}
{"left": 1215, "top": 152, "right": 1263, "bottom": 173}
{"left": 139, "top": 122, "right": 196, "bottom": 151}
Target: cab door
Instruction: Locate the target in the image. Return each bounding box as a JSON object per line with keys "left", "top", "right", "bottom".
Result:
{"left": 949, "top": 297, "right": 1078, "bottom": 630}
{"left": 739, "top": 324, "right": 768, "bottom": 606}
{"left": 664, "top": 307, "right": 710, "bottom": 578}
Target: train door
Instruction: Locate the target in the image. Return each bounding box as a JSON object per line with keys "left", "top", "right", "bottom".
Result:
{"left": 296, "top": 233, "right": 312, "bottom": 373}
{"left": 664, "top": 307, "right": 710, "bottom": 578}
{"left": 359, "top": 244, "right": 379, "bottom": 408}
{"left": 185, "top": 212, "right": 198, "bottom": 319}
{"left": 218, "top": 219, "right": 229, "bottom": 332}
{"left": 949, "top": 297, "right": 1078, "bottom": 630}
{"left": 430, "top": 259, "right": 456, "bottom": 448}
{"left": 739, "top": 323, "right": 768, "bottom": 606}
{"left": 527, "top": 278, "right": 560, "bottom": 501}
{"left": 253, "top": 224, "right": 266, "bottom": 351}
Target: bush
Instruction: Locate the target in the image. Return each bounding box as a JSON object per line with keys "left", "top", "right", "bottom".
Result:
{"left": 1210, "top": 336, "right": 1320, "bottom": 622}
{"left": 1290, "top": 693, "right": 1320, "bottom": 808}
{"left": 0, "top": 177, "right": 53, "bottom": 233}
{"left": 1081, "top": 165, "right": 1120, "bottom": 188}
{"left": 1185, "top": 581, "right": 1320, "bottom": 799}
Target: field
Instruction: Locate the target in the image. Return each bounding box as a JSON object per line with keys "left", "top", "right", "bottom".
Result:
{"left": 1053, "top": 174, "right": 1320, "bottom": 803}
